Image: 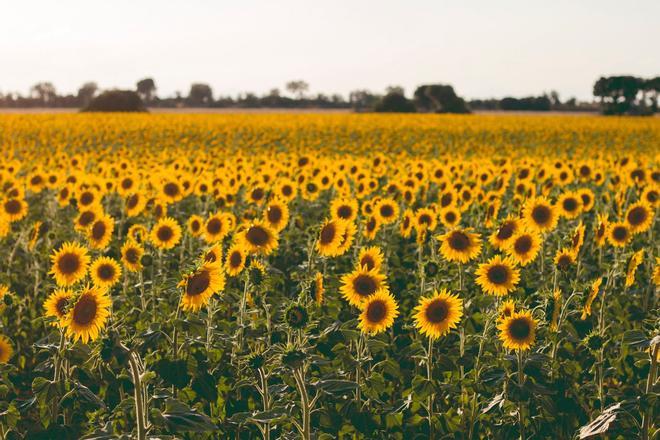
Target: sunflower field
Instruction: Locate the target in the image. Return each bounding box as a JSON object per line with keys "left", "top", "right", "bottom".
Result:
{"left": 0, "top": 113, "right": 658, "bottom": 439}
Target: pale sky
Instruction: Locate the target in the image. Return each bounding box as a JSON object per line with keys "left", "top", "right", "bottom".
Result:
{"left": 1, "top": 0, "right": 658, "bottom": 101}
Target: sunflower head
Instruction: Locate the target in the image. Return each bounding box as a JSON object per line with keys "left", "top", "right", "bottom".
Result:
{"left": 0, "top": 335, "right": 13, "bottom": 363}
{"left": 180, "top": 262, "right": 226, "bottom": 312}
{"left": 607, "top": 222, "right": 631, "bottom": 247}
{"left": 150, "top": 217, "right": 182, "bottom": 250}
{"left": 121, "top": 240, "right": 144, "bottom": 272}
{"left": 625, "top": 202, "right": 653, "bottom": 234}
{"left": 475, "top": 255, "right": 520, "bottom": 296}
{"left": 240, "top": 221, "right": 278, "bottom": 255}
{"left": 340, "top": 265, "right": 389, "bottom": 307}
{"left": 498, "top": 310, "right": 537, "bottom": 351}
{"left": 438, "top": 228, "right": 482, "bottom": 264}
{"left": 50, "top": 242, "right": 90, "bottom": 287}
{"left": 284, "top": 304, "right": 309, "bottom": 329}
{"left": 357, "top": 246, "right": 384, "bottom": 272}
{"left": 523, "top": 197, "right": 558, "bottom": 232}
{"left": 554, "top": 248, "right": 576, "bottom": 271}
{"left": 90, "top": 257, "right": 122, "bottom": 288}
{"left": 413, "top": 289, "right": 463, "bottom": 339}
{"left": 43, "top": 288, "right": 74, "bottom": 327}
{"left": 64, "top": 285, "right": 112, "bottom": 344}
{"left": 358, "top": 291, "right": 399, "bottom": 335}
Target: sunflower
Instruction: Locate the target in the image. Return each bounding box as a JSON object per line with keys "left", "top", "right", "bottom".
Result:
{"left": 43, "top": 288, "right": 74, "bottom": 326}
{"left": 160, "top": 178, "right": 184, "bottom": 203}
{"left": 0, "top": 335, "right": 13, "bottom": 363}
{"left": 2, "top": 198, "right": 28, "bottom": 222}
{"left": 150, "top": 216, "right": 182, "bottom": 250}
{"left": 489, "top": 217, "right": 521, "bottom": 250}
{"left": 264, "top": 198, "right": 290, "bottom": 232}
{"left": 357, "top": 291, "right": 399, "bottom": 335}
{"left": 340, "top": 265, "right": 389, "bottom": 307}
{"left": 125, "top": 193, "right": 147, "bottom": 217}
{"left": 577, "top": 188, "right": 595, "bottom": 212}
{"left": 581, "top": 277, "right": 602, "bottom": 319}
{"left": 437, "top": 228, "right": 482, "bottom": 263}
{"left": 121, "top": 240, "right": 144, "bottom": 272}
{"left": 594, "top": 214, "right": 608, "bottom": 247}
{"left": 554, "top": 247, "right": 576, "bottom": 271}
{"left": 363, "top": 215, "right": 380, "bottom": 240}
{"left": 624, "top": 201, "right": 653, "bottom": 234}
{"left": 505, "top": 229, "right": 542, "bottom": 266}
{"left": 400, "top": 210, "right": 414, "bottom": 238}
{"left": 625, "top": 249, "right": 644, "bottom": 288}
{"left": 240, "top": 221, "right": 278, "bottom": 255}
{"left": 653, "top": 257, "right": 660, "bottom": 285}
{"left": 549, "top": 289, "right": 562, "bottom": 331}
{"left": 475, "top": 255, "right": 520, "bottom": 296}
{"left": 316, "top": 219, "right": 347, "bottom": 257}
{"left": 64, "top": 285, "right": 112, "bottom": 343}
{"left": 374, "top": 198, "right": 399, "bottom": 225}
{"left": 413, "top": 289, "right": 463, "bottom": 339}
{"left": 187, "top": 215, "right": 204, "bottom": 237}
{"left": 522, "top": 197, "right": 558, "bottom": 233}
{"left": 203, "top": 212, "right": 230, "bottom": 243}
{"left": 414, "top": 207, "right": 438, "bottom": 234}
{"left": 50, "top": 242, "right": 90, "bottom": 286}
{"left": 607, "top": 222, "right": 631, "bottom": 247}
{"left": 90, "top": 257, "right": 122, "bottom": 288}
{"left": 439, "top": 206, "right": 461, "bottom": 228}
{"left": 74, "top": 206, "right": 101, "bottom": 231}
{"left": 499, "top": 299, "right": 516, "bottom": 321}
{"left": 311, "top": 272, "right": 324, "bottom": 305}
{"left": 225, "top": 243, "right": 247, "bottom": 276}
{"left": 330, "top": 197, "right": 359, "bottom": 222}
{"left": 557, "top": 191, "right": 583, "bottom": 219}
{"left": 357, "top": 246, "right": 384, "bottom": 271}
{"left": 336, "top": 221, "right": 357, "bottom": 256}
{"left": 87, "top": 214, "right": 115, "bottom": 250}
{"left": 180, "top": 262, "right": 226, "bottom": 311}
{"left": 571, "top": 222, "right": 586, "bottom": 254}
{"left": 498, "top": 310, "right": 537, "bottom": 351}
{"left": 128, "top": 224, "right": 149, "bottom": 243}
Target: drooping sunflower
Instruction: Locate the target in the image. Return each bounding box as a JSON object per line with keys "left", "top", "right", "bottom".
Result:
{"left": 413, "top": 289, "right": 463, "bottom": 339}
{"left": 225, "top": 243, "right": 247, "bottom": 276}
{"left": 489, "top": 217, "right": 521, "bottom": 250}
{"left": 581, "top": 277, "right": 603, "bottom": 320}
{"left": 264, "top": 198, "right": 290, "bottom": 232}
{"left": 87, "top": 214, "right": 115, "bottom": 250}
{"left": 475, "top": 255, "right": 520, "bottom": 296}
{"left": 316, "top": 219, "right": 347, "bottom": 257}
{"left": 499, "top": 299, "right": 516, "bottom": 321}
{"left": 625, "top": 249, "right": 644, "bottom": 288}
{"left": 653, "top": 257, "right": 660, "bottom": 285}
{"left": 594, "top": 214, "right": 608, "bottom": 247}
{"left": 505, "top": 229, "right": 542, "bottom": 267}
{"left": 43, "top": 288, "right": 74, "bottom": 326}
{"left": 400, "top": 209, "right": 414, "bottom": 238}
{"left": 50, "top": 242, "right": 90, "bottom": 286}
{"left": 357, "top": 246, "right": 384, "bottom": 271}
{"left": 554, "top": 248, "right": 576, "bottom": 271}
{"left": 437, "top": 228, "right": 482, "bottom": 263}
{"left": 2, "top": 198, "right": 28, "bottom": 222}
{"left": 498, "top": 310, "right": 537, "bottom": 351}
{"left": 522, "top": 197, "right": 558, "bottom": 233}
{"left": 357, "top": 291, "right": 399, "bottom": 335}
{"left": 363, "top": 215, "right": 381, "bottom": 240}
{"left": 607, "top": 222, "right": 631, "bottom": 247}
{"left": 549, "top": 289, "right": 562, "bottom": 332}
{"left": 0, "top": 335, "right": 13, "bottom": 363}
{"left": 121, "top": 240, "right": 144, "bottom": 272}
{"left": 150, "top": 216, "right": 182, "bottom": 250}
{"left": 340, "top": 265, "right": 389, "bottom": 307}
{"left": 187, "top": 215, "right": 204, "bottom": 237}
{"left": 374, "top": 198, "right": 399, "bottom": 225}
{"left": 179, "top": 262, "right": 226, "bottom": 311}
{"left": 90, "top": 256, "right": 122, "bottom": 288}
{"left": 63, "top": 285, "right": 112, "bottom": 343}
{"left": 203, "top": 212, "right": 230, "bottom": 243}
{"left": 240, "top": 221, "right": 278, "bottom": 255}
{"left": 335, "top": 220, "right": 357, "bottom": 256}
{"left": 310, "top": 272, "right": 324, "bottom": 305}
{"left": 557, "top": 191, "right": 583, "bottom": 219}
{"left": 330, "top": 197, "right": 359, "bottom": 223}
{"left": 571, "top": 221, "right": 586, "bottom": 254}
{"left": 624, "top": 201, "right": 653, "bottom": 234}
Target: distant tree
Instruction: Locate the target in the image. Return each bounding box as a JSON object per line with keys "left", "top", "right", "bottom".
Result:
{"left": 83, "top": 90, "right": 146, "bottom": 112}
{"left": 30, "top": 82, "right": 57, "bottom": 105}
{"left": 136, "top": 78, "right": 157, "bottom": 103}
{"left": 374, "top": 92, "right": 416, "bottom": 113}
{"left": 414, "top": 84, "right": 469, "bottom": 113}
{"left": 268, "top": 88, "right": 281, "bottom": 97}
{"left": 349, "top": 90, "right": 380, "bottom": 112}
{"left": 499, "top": 96, "right": 551, "bottom": 111}
{"left": 549, "top": 90, "right": 561, "bottom": 107}
{"left": 386, "top": 85, "right": 405, "bottom": 95}
{"left": 286, "top": 80, "right": 309, "bottom": 99}
{"left": 593, "top": 75, "right": 646, "bottom": 115}
{"left": 644, "top": 77, "right": 660, "bottom": 112}
{"left": 77, "top": 82, "right": 98, "bottom": 107}
{"left": 188, "top": 83, "right": 213, "bottom": 106}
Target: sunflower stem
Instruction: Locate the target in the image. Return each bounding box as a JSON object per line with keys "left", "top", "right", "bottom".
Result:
{"left": 517, "top": 349, "right": 526, "bottom": 440}
{"left": 293, "top": 367, "right": 311, "bottom": 440}
{"left": 426, "top": 337, "right": 435, "bottom": 439}
{"left": 641, "top": 343, "right": 658, "bottom": 440}
{"left": 127, "top": 349, "right": 147, "bottom": 440}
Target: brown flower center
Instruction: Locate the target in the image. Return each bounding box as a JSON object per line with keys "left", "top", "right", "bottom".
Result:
{"left": 97, "top": 264, "right": 115, "bottom": 280}
{"left": 448, "top": 231, "right": 470, "bottom": 251}
{"left": 206, "top": 218, "right": 223, "bottom": 235}
{"left": 627, "top": 206, "right": 647, "bottom": 226}
{"left": 246, "top": 226, "right": 269, "bottom": 246}
{"left": 186, "top": 270, "right": 211, "bottom": 297}
{"left": 72, "top": 295, "right": 98, "bottom": 326}
{"left": 531, "top": 205, "right": 551, "bottom": 225}
{"left": 514, "top": 236, "right": 532, "bottom": 254}
{"left": 320, "top": 223, "right": 337, "bottom": 245}
{"left": 4, "top": 199, "right": 21, "bottom": 215}
{"left": 425, "top": 299, "right": 448, "bottom": 324}
{"left": 353, "top": 274, "right": 377, "bottom": 297}
{"left": 58, "top": 253, "right": 80, "bottom": 275}
{"left": 366, "top": 300, "right": 387, "bottom": 323}
{"left": 487, "top": 264, "right": 509, "bottom": 285}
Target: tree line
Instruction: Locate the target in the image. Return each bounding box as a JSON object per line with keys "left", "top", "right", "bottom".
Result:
{"left": 0, "top": 76, "right": 657, "bottom": 115}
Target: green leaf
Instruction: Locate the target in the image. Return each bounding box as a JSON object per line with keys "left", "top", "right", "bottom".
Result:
{"left": 314, "top": 380, "right": 358, "bottom": 395}
{"left": 161, "top": 398, "right": 217, "bottom": 433}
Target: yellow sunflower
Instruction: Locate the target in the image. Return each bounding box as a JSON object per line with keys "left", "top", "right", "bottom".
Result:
{"left": 414, "top": 207, "right": 438, "bottom": 234}
{"left": 180, "top": 262, "right": 226, "bottom": 311}
{"left": 121, "top": 240, "right": 144, "bottom": 272}
{"left": 239, "top": 221, "right": 278, "bottom": 255}
{"left": 50, "top": 242, "right": 90, "bottom": 286}
{"left": 0, "top": 335, "right": 13, "bottom": 363}
{"left": 357, "top": 246, "right": 384, "bottom": 272}
{"left": 264, "top": 198, "right": 290, "bottom": 232}
{"left": 499, "top": 299, "right": 516, "bottom": 321}
{"left": 125, "top": 193, "right": 147, "bottom": 217}
{"left": 311, "top": 272, "right": 324, "bottom": 305}
{"left": 413, "top": 289, "right": 463, "bottom": 339}
{"left": 489, "top": 217, "right": 521, "bottom": 250}
{"left": 87, "top": 214, "right": 115, "bottom": 250}
{"left": 203, "top": 212, "right": 230, "bottom": 243}
{"left": 475, "top": 255, "right": 520, "bottom": 296}
{"left": 316, "top": 219, "right": 347, "bottom": 257}
{"left": 64, "top": 285, "right": 112, "bottom": 343}
{"left": 400, "top": 209, "right": 414, "bottom": 238}
{"left": 374, "top": 198, "right": 399, "bottom": 225}
{"left": 625, "top": 249, "right": 644, "bottom": 288}
{"left": 2, "top": 198, "right": 28, "bottom": 222}
{"left": 43, "top": 288, "right": 74, "bottom": 326}
{"left": 594, "top": 214, "right": 608, "bottom": 247}
{"left": 581, "top": 277, "right": 603, "bottom": 319}
{"left": 187, "top": 215, "right": 204, "bottom": 237}
{"left": 225, "top": 243, "right": 247, "bottom": 276}
{"left": 607, "top": 222, "right": 631, "bottom": 247}
{"left": 150, "top": 216, "right": 182, "bottom": 250}
{"left": 554, "top": 248, "right": 576, "bottom": 271}
{"left": 437, "top": 228, "right": 482, "bottom": 263}
{"left": 363, "top": 215, "right": 381, "bottom": 240}
{"left": 439, "top": 206, "right": 461, "bottom": 228}
{"left": 90, "top": 257, "right": 122, "bottom": 289}
{"left": 505, "top": 229, "right": 542, "bottom": 267}
{"left": 498, "top": 310, "right": 537, "bottom": 351}
{"left": 522, "top": 197, "right": 558, "bottom": 233}
{"left": 357, "top": 291, "right": 399, "bottom": 335}
{"left": 340, "top": 265, "right": 389, "bottom": 307}
{"left": 624, "top": 202, "right": 653, "bottom": 234}
{"left": 557, "top": 191, "right": 583, "bottom": 219}
{"left": 331, "top": 197, "right": 359, "bottom": 222}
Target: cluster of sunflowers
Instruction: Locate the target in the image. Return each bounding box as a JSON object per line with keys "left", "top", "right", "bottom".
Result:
{"left": 0, "top": 113, "right": 658, "bottom": 439}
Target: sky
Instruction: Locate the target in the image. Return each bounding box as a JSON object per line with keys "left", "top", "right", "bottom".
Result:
{"left": 1, "top": 0, "right": 658, "bottom": 101}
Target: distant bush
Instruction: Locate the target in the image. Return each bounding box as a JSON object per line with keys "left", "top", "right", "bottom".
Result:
{"left": 83, "top": 90, "right": 146, "bottom": 112}
{"left": 499, "top": 96, "right": 551, "bottom": 111}
{"left": 374, "top": 92, "right": 416, "bottom": 113}
{"left": 414, "top": 84, "right": 470, "bottom": 114}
